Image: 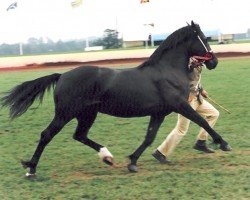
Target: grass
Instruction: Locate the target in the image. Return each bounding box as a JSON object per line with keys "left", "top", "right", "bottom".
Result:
{"left": 0, "top": 58, "right": 250, "bottom": 199}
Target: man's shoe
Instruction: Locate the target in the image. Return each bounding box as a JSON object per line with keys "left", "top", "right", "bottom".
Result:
{"left": 152, "top": 150, "right": 171, "bottom": 164}
{"left": 193, "top": 140, "right": 215, "bottom": 153}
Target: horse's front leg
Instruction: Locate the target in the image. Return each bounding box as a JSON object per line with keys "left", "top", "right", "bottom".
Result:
{"left": 176, "top": 101, "right": 231, "bottom": 150}
{"left": 128, "top": 115, "right": 165, "bottom": 172}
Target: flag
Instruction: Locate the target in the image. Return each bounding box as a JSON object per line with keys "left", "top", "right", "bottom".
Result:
{"left": 6, "top": 2, "right": 17, "bottom": 11}
{"left": 71, "top": 0, "right": 83, "bottom": 8}
{"left": 140, "top": 0, "right": 149, "bottom": 3}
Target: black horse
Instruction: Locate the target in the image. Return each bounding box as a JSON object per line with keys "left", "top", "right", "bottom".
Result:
{"left": 1, "top": 21, "right": 231, "bottom": 176}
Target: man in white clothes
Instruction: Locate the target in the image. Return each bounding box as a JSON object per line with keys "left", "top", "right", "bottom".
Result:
{"left": 152, "top": 57, "right": 232, "bottom": 164}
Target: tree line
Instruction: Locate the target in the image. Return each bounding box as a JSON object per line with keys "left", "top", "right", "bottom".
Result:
{"left": 0, "top": 29, "right": 122, "bottom": 56}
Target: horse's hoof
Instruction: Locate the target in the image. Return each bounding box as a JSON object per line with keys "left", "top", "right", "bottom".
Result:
{"left": 127, "top": 164, "right": 138, "bottom": 173}
{"left": 220, "top": 144, "right": 232, "bottom": 151}
{"left": 25, "top": 172, "right": 36, "bottom": 178}
{"left": 103, "top": 156, "right": 114, "bottom": 166}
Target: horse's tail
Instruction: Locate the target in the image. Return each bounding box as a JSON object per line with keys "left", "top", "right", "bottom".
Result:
{"left": 1, "top": 73, "right": 61, "bottom": 119}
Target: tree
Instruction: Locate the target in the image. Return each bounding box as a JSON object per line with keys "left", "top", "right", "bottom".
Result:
{"left": 103, "top": 29, "right": 121, "bottom": 49}
{"left": 92, "top": 29, "right": 122, "bottom": 49}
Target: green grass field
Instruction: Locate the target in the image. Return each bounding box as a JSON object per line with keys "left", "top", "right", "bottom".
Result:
{"left": 0, "top": 58, "right": 250, "bottom": 200}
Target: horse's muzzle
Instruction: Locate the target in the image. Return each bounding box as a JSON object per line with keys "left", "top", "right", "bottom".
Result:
{"left": 205, "top": 52, "right": 218, "bottom": 70}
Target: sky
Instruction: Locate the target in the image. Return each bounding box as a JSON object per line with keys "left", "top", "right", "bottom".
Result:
{"left": 0, "top": 0, "right": 250, "bottom": 44}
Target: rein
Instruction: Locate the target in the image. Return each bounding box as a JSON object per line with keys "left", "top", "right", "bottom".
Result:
{"left": 192, "top": 52, "right": 213, "bottom": 62}
{"left": 189, "top": 52, "right": 213, "bottom": 70}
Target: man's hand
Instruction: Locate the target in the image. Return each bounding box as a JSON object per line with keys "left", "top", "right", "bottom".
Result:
{"left": 201, "top": 89, "right": 208, "bottom": 98}
{"left": 189, "top": 57, "right": 201, "bottom": 69}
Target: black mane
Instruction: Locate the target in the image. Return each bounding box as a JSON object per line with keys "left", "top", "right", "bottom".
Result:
{"left": 139, "top": 25, "right": 194, "bottom": 67}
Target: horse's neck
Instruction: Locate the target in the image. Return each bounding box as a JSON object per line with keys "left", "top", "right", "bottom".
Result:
{"left": 158, "top": 46, "right": 189, "bottom": 70}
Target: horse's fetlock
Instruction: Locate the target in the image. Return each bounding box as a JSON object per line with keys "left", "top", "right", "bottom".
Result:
{"left": 21, "top": 160, "right": 36, "bottom": 169}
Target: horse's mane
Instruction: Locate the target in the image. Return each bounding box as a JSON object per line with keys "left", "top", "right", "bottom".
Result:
{"left": 139, "top": 25, "right": 194, "bottom": 68}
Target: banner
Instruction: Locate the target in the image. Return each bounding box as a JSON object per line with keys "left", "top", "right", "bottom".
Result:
{"left": 140, "top": 0, "right": 149, "bottom": 3}
{"left": 71, "top": 0, "right": 83, "bottom": 8}
{"left": 6, "top": 2, "right": 17, "bottom": 11}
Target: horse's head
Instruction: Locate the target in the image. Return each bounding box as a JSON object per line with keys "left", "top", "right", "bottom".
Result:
{"left": 188, "top": 21, "right": 218, "bottom": 70}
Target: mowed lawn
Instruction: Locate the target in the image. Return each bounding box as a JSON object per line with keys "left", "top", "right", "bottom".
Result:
{"left": 0, "top": 58, "right": 249, "bottom": 200}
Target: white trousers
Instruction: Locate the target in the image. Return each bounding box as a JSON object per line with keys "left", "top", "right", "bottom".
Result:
{"left": 157, "top": 97, "right": 219, "bottom": 157}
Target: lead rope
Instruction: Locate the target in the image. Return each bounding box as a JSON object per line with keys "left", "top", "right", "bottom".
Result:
{"left": 188, "top": 54, "right": 212, "bottom": 71}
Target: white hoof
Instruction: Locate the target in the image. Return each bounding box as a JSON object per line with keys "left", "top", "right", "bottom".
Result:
{"left": 25, "top": 172, "right": 36, "bottom": 177}
{"left": 98, "top": 147, "right": 113, "bottom": 159}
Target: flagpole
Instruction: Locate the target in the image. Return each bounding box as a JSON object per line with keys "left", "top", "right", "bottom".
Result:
{"left": 141, "top": 0, "right": 154, "bottom": 48}
{"left": 7, "top": 2, "right": 23, "bottom": 55}
{"left": 85, "top": 37, "right": 89, "bottom": 48}
{"left": 19, "top": 42, "right": 23, "bottom": 55}
{"left": 71, "top": 0, "right": 88, "bottom": 49}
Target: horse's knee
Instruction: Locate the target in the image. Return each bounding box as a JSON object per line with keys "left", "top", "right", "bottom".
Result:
{"left": 73, "top": 134, "right": 83, "bottom": 141}
{"left": 73, "top": 134, "right": 79, "bottom": 141}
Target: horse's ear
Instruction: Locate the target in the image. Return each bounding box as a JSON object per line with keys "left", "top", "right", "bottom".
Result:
{"left": 191, "top": 20, "right": 195, "bottom": 27}
{"left": 190, "top": 20, "right": 197, "bottom": 33}
{"left": 186, "top": 22, "right": 190, "bottom": 26}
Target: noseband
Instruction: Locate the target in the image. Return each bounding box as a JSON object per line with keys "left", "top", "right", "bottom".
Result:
{"left": 186, "top": 23, "right": 215, "bottom": 70}
{"left": 191, "top": 34, "right": 214, "bottom": 66}
{"left": 193, "top": 52, "right": 213, "bottom": 62}
{"left": 189, "top": 52, "right": 213, "bottom": 71}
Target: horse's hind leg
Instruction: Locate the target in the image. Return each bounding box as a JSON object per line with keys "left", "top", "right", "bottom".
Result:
{"left": 21, "top": 115, "right": 70, "bottom": 177}
{"left": 73, "top": 110, "right": 114, "bottom": 165}
{"left": 177, "top": 101, "right": 231, "bottom": 150}
{"left": 128, "top": 115, "right": 165, "bottom": 172}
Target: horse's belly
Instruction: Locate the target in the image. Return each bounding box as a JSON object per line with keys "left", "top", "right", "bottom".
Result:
{"left": 98, "top": 105, "right": 146, "bottom": 117}
{"left": 97, "top": 78, "right": 164, "bottom": 117}
{"left": 98, "top": 100, "right": 164, "bottom": 118}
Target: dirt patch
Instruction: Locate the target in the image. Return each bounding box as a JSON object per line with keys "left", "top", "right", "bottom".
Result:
{"left": 0, "top": 58, "right": 145, "bottom": 72}
{"left": 215, "top": 51, "right": 250, "bottom": 57}
{"left": 63, "top": 150, "right": 250, "bottom": 181}
{"left": 1, "top": 52, "right": 250, "bottom": 72}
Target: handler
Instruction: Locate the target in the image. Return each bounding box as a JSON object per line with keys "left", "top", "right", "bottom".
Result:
{"left": 152, "top": 57, "right": 232, "bottom": 164}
